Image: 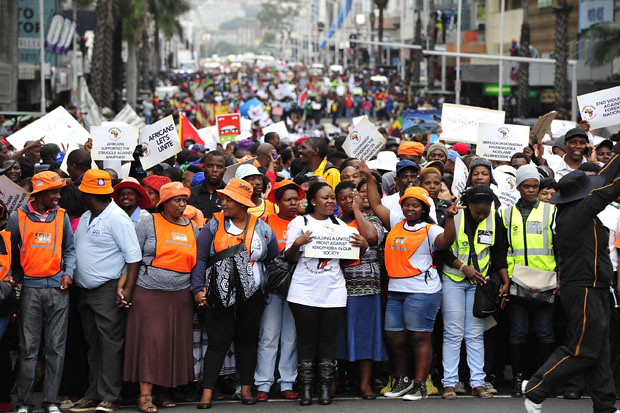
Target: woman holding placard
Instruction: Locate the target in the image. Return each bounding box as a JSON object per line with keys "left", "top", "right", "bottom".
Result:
{"left": 285, "top": 182, "right": 368, "bottom": 407}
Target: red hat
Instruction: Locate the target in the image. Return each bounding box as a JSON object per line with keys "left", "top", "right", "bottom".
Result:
{"left": 113, "top": 177, "right": 152, "bottom": 210}
{"left": 142, "top": 175, "right": 171, "bottom": 193}
{"left": 452, "top": 143, "right": 469, "bottom": 156}
{"left": 295, "top": 136, "right": 309, "bottom": 147}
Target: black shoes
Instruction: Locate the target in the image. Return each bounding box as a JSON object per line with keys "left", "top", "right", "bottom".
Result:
{"left": 318, "top": 359, "right": 337, "bottom": 405}
{"left": 298, "top": 359, "right": 315, "bottom": 406}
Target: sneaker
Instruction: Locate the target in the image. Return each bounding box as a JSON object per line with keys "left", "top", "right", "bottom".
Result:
{"left": 454, "top": 381, "right": 467, "bottom": 394}
{"left": 17, "top": 407, "right": 30, "bottom": 413}
{"left": 69, "top": 400, "right": 99, "bottom": 412}
{"left": 425, "top": 375, "right": 439, "bottom": 396}
{"left": 94, "top": 401, "right": 117, "bottom": 413}
{"left": 59, "top": 400, "right": 75, "bottom": 410}
{"left": 484, "top": 381, "right": 498, "bottom": 394}
{"left": 524, "top": 398, "right": 542, "bottom": 413}
{"left": 384, "top": 376, "right": 414, "bottom": 398}
{"left": 380, "top": 376, "right": 395, "bottom": 396}
{"left": 46, "top": 404, "right": 62, "bottom": 413}
{"left": 403, "top": 381, "right": 428, "bottom": 401}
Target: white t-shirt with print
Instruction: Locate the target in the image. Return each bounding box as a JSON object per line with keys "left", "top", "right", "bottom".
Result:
{"left": 285, "top": 215, "right": 348, "bottom": 308}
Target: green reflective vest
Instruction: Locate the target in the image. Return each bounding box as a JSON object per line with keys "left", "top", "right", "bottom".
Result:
{"left": 501, "top": 201, "right": 556, "bottom": 278}
{"left": 443, "top": 209, "right": 495, "bottom": 283}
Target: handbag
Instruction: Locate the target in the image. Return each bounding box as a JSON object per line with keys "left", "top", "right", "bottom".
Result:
{"left": 466, "top": 228, "right": 500, "bottom": 318}
{"left": 509, "top": 264, "right": 557, "bottom": 304}
{"left": 265, "top": 252, "right": 295, "bottom": 296}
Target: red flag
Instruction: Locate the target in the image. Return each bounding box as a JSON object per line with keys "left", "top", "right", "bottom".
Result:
{"left": 178, "top": 113, "right": 204, "bottom": 145}
{"left": 298, "top": 88, "right": 308, "bottom": 107}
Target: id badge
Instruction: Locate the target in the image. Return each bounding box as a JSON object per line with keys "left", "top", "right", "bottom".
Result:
{"left": 477, "top": 230, "right": 493, "bottom": 245}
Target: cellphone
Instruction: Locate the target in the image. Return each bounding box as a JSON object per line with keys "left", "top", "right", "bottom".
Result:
{"left": 585, "top": 146, "right": 592, "bottom": 157}
{"left": 272, "top": 152, "right": 279, "bottom": 160}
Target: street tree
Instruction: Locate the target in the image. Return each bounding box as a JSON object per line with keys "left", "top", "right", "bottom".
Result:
{"left": 518, "top": 0, "right": 531, "bottom": 117}
{"left": 553, "top": 0, "right": 571, "bottom": 119}
{"left": 587, "top": 22, "right": 620, "bottom": 66}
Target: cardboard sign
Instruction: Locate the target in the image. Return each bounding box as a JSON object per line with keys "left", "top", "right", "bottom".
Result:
{"left": 113, "top": 104, "right": 146, "bottom": 129}
{"left": 7, "top": 106, "right": 90, "bottom": 150}
{"left": 139, "top": 115, "right": 182, "bottom": 170}
{"left": 261, "top": 121, "right": 288, "bottom": 142}
{"left": 216, "top": 113, "right": 242, "bottom": 144}
{"left": 223, "top": 156, "right": 256, "bottom": 184}
{"left": 91, "top": 124, "right": 138, "bottom": 161}
{"left": 0, "top": 176, "right": 30, "bottom": 214}
{"left": 550, "top": 120, "right": 577, "bottom": 139}
{"left": 305, "top": 223, "right": 360, "bottom": 260}
{"left": 577, "top": 86, "right": 620, "bottom": 130}
{"left": 440, "top": 103, "right": 505, "bottom": 143}
{"left": 342, "top": 117, "right": 387, "bottom": 162}
{"left": 492, "top": 170, "right": 520, "bottom": 208}
{"left": 476, "top": 123, "right": 530, "bottom": 161}
{"left": 531, "top": 111, "right": 557, "bottom": 143}
{"left": 451, "top": 156, "right": 468, "bottom": 197}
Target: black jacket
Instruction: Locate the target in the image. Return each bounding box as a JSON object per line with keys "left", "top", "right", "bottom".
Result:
{"left": 556, "top": 154, "right": 620, "bottom": 288}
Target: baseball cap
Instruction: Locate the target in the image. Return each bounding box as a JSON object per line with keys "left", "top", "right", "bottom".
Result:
{"left": 395, "top": 160, "right": 420, "bottom": 175}
{"left": 564, "top": 128, "right": 588, "bottom": 142}
{"left": 78, "top": 170, "right": 113, "bottom": 195}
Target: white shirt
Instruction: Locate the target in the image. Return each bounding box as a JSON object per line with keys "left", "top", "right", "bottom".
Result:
{"left": 387, "top": 221, "right": 444, "bottom": 294}
{"left": 226, "top": 221, "right": 265, "bottom": 286}
{"left": 285, "top": 215, "right": 347, "bottom": 308}
{"left": 552, "top": 155, "right": 586, "bottom": 180}
{"left": 598, "top": 203, "right": 620, "bottom": 271}
{"left": 384, "top": 192, "right": 437, "bottom": 229}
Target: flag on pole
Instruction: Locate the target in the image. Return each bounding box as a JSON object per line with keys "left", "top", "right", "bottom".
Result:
{"left": 298, "top": 88, "right": 308, "bottom": 107}
{"left": 178, "top": 113, "right": 204, "bottom": 146}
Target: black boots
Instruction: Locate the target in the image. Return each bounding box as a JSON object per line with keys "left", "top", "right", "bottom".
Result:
{"left": 511, "top": 344, "right": 524, "bottom": 397}
{"left": 318, "top": 359, "right": 337, "bottom": 405}
{"left": 298, "top": 360, "right": 314, "bottom": 406}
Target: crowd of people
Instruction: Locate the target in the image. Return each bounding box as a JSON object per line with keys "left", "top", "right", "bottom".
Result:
{"left": 1, "top": 62, "right": 620, "bottom": 413}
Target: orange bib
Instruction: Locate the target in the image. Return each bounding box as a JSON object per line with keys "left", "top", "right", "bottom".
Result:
{"left": 265, "top": 214, "right": 291, "bottom": 253}
{"left": 151, "top": 213, "right": 197, "bottom": 273}
{"left": 384, "top": 222, "right": 433, "bottom": 278}
{"left": 0, "top": 231, "right": 11, "bottom": 281}
{"left": 213, "top": 212, "right": 258, "bottom": 256}
{"left": 18, "top": 208, "right": 65, "bottom": 277}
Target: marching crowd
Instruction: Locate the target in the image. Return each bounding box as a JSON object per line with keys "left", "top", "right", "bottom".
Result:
{"left": 1, "top": 64, "right": 620, "bottom": 413}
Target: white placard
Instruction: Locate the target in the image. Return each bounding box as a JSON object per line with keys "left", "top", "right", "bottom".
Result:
{"left": 476, "top": 123, "right": 530, "bottom": 161}
{"left": 197, "top": 126, "right": 218, "bottom": 151}
{"left": 7, "top": 106, "right": 90, "bottom": 150}
{"left": 261, "top": 121, "right": 288, "bottom": 142}
{"left": 138, "top": 115, "right": 182, "bottom": 170}
{"left": 0, "top": 176, "right": 30, "bottom": 214}
{"left": 451, "top": 156, "right": 468, "bottom": 197}
{"left": 90, "top": 124, "right": 138, "bottom": 161}
{"left": 440, "top": 103, "right": 506, "bottom": 144}
{"left": 113, "top": 104, "right": 146, "bottom": 129}
{"left": 577, "top": 86, "right": 620, "bottom": 130}
{"left": 342, "top": 117, "right": 387, "bottom": 162}
{"left": 550, "top": 120, "right": 576, "bottom": 139}
{"left": 304, "top": 223, "right": 360, "bottom": 260}
{"left": 492, "top": 171, "right": 519, "bottom": 208}
{"left": 352, "top": 115, "right": 367, "bottom": 126}
{"left": 223, "top": 156, "right": 256, "bottom": 184}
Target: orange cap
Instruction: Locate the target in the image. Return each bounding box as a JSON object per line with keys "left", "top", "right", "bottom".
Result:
{"left": 157, "top": 181, "right": 191, "bottom": 206}
{"left": 267, "top": 179, "right": 306, "bottom": 204}
{"left": 31, "top": 171, "right": 66, "bottom": 195}
{"left": 399, "top": 186, "right": 431, "bottom": 208}
{"left": 398, "top": 141, "right": 425, "bottom": 157}
{"left": 217, "top": 177, "right": 256, "bottom": 207}
{"left": 78, "top": 170, "right": 113, "bottom": 195}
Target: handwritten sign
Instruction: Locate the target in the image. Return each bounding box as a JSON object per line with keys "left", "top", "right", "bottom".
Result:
{"left": 91, "top": 124, "right": 138, "bottom": 161}
{"left": 305, "top": 223, "right": 360, "bottom": 260}
{"left": 7, "top": 106, "right": 90, "bottom": 150}
{"left": 139, "top": 115, "right": 182, "bottom": 170}
{"left": 342, "top": 117, "right": 386, "bottom": 162}
{"left": 440, "top": 103, "right": 505, "bottom": 144}
{"left": 0, "top": 176, "right": 30, "bottom": 214}
{"left": 476, "top": 123, "right": 530, "bottom": 161}
{"left": 577, "top": 86, "right": 620, "bottom": 130}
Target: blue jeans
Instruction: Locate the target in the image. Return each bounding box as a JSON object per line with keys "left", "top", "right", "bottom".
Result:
{"left": 0, "top": 316, "right": 10, "bottom": 340}
{"left": 254, "top": 293, "right": 297, "bottom": 392}
{"left": 441, "top": 278, "right": 486, "bottom": 388}
{"left": 509, "top": 299, "right": 555, "bottom": 344}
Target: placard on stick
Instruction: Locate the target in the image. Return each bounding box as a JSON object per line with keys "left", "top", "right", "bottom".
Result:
{"left": 139, "top": 115, "right": 182, "bottom": 170}
{"left": 531, "top": 111, "right": 556, "bottom": 143}
{"left": 577, "top": 86, "right": 620, "bottom": 130}
{"left": 216, "top": 113, "right": 242, "bottom": 144}
{"left": 91, "top": 124, "right": 138, "bottom": 161}
{"left": 342, "top": 117, "right": 386, "bottom": 162}
{"left": 476, "top": 123, "right": 530, "bottom": 161}
{"left": 440, "top": 103, "right": 505, "bottom": 144}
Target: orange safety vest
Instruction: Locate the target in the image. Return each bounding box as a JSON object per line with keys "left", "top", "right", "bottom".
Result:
{"left": 151, "top": 213, "right": 197, "bottom": 273}
{"left": 345, "top": 219, "right": 361, "bottom": 267}
{"left": 213, "top": 212, "right": 258, "bottom": 256}
{"left": 18, "top": 208, "right": 65, "bottom": 277}
{"left": 265, "top": 214, "right": 291, "bottom": 253}
{"left": 0, "top": 231, "right": 11, "bottom": 281}
{"left": 384, "top": 222, "right": 433, "bottom": 278}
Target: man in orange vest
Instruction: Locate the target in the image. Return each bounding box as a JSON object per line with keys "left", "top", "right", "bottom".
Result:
{"left": 6, "top": 171, "right": 76, "bottom": 413}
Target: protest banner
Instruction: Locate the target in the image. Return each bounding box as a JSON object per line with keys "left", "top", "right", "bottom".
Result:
{"left": 113, "top": 104, "right": 146, "bottom": 129}
{"left": 550, "top": 120, "right": 576, "bottom": 139}
{"left": 451, "top": 156, "right": 468, "bottom": 197}
{"left": 305, "top": 223, "right": 360, "bottom": 260}
{"left": 476, "top": 123, "right": 530, "bottom": 161}
{"left": 531, "top": 111, "right": 556, "bottom": 143}
{"left": 577, "top": 86, "right": 620, "bottom": 130}
{"left": 401, "top": 109, "right": 441, "bottom": 135}
{"left": 440, "top": 103, "right": 505, "bottom": 143}
{"left": 7, "top": 106, "right": 90, "bottom": 150}
{"left": 261, "top": 121, "right": 288, "bottom": 142}
{"left": 0, "top": 176, "right": 30, "bottom": 214}
{"left": 138, "top": 115, "right": 182, "bottom": 170}
{"left": 216, "top": 113, "right": 242, "bottom": 144}
{"left": 90, "top": 124, "right": 138, "bottom": 161}
{"left": 223, "top": 156, "right": 256, "bottom": 184}
{"left": 492, "top": 170, "right": 519, "bottom": 208}
{"left": 342, "top": 117, "right": 387, "bottom": 162}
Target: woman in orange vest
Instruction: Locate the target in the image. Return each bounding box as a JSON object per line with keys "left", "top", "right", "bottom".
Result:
{"left": 191, "top": 178, "right": 279, "bottom": 409}
{"left": 254, "top": 180, "right": 305, "bottom": 402}
{"left": 334, "top": 180, "right": 387, "bottom": 399}
{"left": 377, "top": 187, "right": 459, "bottom": 400}
{"left": 123, "top": 182, "right": 198, "bottom": 413}
{"left": 0, "top": 200, "right": 14, "bottom": 413}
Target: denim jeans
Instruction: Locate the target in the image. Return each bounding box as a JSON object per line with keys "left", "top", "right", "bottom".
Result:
{"left": 0, "top": 316, "right": 10, "bottom": 340}
{"left": 16, "top": 287, "right": 69, "bottom": 407}
{"left": 509, "top": 299, "right": 555, "bottom": 344}
{"left": 441, "top": 277, "right": 486, "bottom": 388}
{"left": 254, "top": 293, "right": 297, "bottom": 392}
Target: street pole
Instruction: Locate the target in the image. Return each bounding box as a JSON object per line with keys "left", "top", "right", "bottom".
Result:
{"left": 455, "top": 0, "right": 462, "bottom": 104}
{"left": 441, "top": 54, "right": 446, "bottom": 90}
{"left": 71, "top": 0, "right": 77, "bottom": 105}
{"left": 39, "top": 0, "right": 46, "bottom": 113}
{"left": 571, "top": 63, "right": 577, "bottom": 121}
{"left": 498, "top": 0, "right": 505, "bottom": 110}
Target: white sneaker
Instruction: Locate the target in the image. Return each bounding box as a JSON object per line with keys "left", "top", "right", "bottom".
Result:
{"left": 524, "top": 398, "right": 542, "bottom": 413}
{"left": 521, "top": 379, "right": 529, "bottom": 394}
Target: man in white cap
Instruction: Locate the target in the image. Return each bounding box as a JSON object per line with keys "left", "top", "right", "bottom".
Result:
{"left": 236, "top": 164, "right": 279, "bottom": 219}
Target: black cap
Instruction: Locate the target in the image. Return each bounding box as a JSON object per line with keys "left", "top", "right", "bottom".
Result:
{"left": 564, "top": 128, "right": 588, "bottom": 142}
{"left": 596, "top": 139, "right": 613, "bottom": 151}
{"left": 550, "top": 170, "right": 605, "bottom": 204}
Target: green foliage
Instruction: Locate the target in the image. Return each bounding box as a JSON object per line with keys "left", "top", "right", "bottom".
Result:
{"left": 201, "top": 41, "right": 253, "bottom": 57}
{"left": 148, "top": 0, "right": 190, "bottom": 39}
{"left": 257, "top": 0, "right": 300, "bottom": 35}
{"left": 587, "top": 21, "right": 620, "bottom": 66}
